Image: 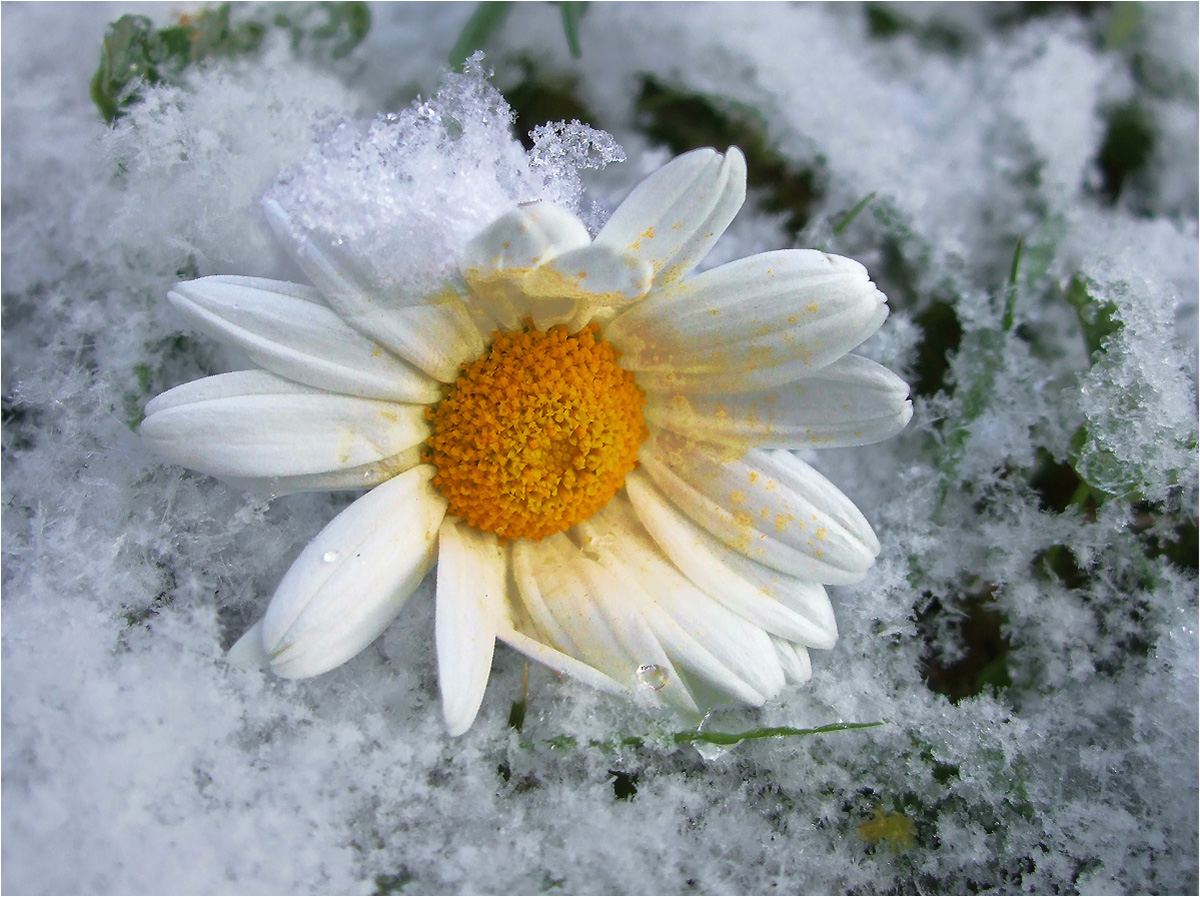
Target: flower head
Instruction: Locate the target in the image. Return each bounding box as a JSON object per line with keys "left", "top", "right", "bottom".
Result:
{"left": 142, "top": 144, "right": 911, "bottom": 735}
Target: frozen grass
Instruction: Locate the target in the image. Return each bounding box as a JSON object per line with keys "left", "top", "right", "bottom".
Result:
{"left": 3, "top": 2, "right": 1197, "bottom": 893}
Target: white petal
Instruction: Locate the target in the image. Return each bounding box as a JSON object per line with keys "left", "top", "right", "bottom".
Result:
{"left": 772, "top": 638, "right": 812, "bottom": 685}
{"left": 262, "top": 466, "right": 447, "bottom": 678}
{"left": 141, "top": 371, "right": 430, "bottom": 479}
{"left": 637, "top": 434, "right": 879, "bottom": 583}
{"left": 226, "top": 620, "right": 270, "bottom": 669}
{"left": 462, "top": 202, "right": 592, "bottom": 275}
{"left": 605, "top": 249, "right": 889, "bottom": 393}
{"left": 495, "top": 626, "right": 628, "bottom": 697}
{"left": 460, "top": 202, "right": 592, "bottom": 332}
{"left": 511, "top": 536, "right": 578, "bottom": 652}
{"left": 435, "top": 520, "right": 506, "bottom": 736}
{"left": 624, "top": 471, "right": 839, "bottom": 648}
{"left": 579, "top": 502, "right": 785, "bottom": 704}
{"left": 513, "top": 534, "right": 696, "bottom": 713}
{"left": 589, "top": 591, "right": 699, "bottom": 714}
{"left": 263, "top": 198, "right": 485, "bottom": 382}
{"left": 169, "top": 276, "right": 441, "bottom": 403}
{"left": 220, "top": 448, "right": 422, "bottom": 497}
{"left": 596, "top": 147, "right": 746, "bottom": 286}
{"left": 645, "top": 354, "right": 913, "bottom": 450}
{"left": 466, "top": 244, "right": 653, "bottom": 333}
{"left": 535, "top": 243, "right": 653, "bottom": 306}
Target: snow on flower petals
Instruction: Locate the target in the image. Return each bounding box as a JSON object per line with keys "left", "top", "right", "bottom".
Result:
{"left": 142, "top": 129, "right": 912, "bottom": 736}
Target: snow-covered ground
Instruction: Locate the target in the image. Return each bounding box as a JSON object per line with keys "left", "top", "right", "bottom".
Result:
{"left": 3, "top": 3, "right": 1196, "bottom": 893}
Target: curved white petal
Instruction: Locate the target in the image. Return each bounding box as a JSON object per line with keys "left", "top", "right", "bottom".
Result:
{"left": 220, "top": 448, "right": 422, "bottom": 497}
{"left": 435, "top": 520, "right": 506, "bottom": 736}
{"left": 511, "top": 537, "right": 578, "bottom": 653}
{"left": 596, "top": 147, "right": 746, "bottom": 287}
{"left": 169, "top": 276, "right": 441, "bottom": 403}
{"left": 624, "top": 471, "right": 838, "bottom": 648}
{"left": 141, "top": 371, "right": 429, "bottom": 479}
{"left": 262, "top": 466, "right": 447, "bottom": 678}
{"left": 606, "top": 249, "right": 889, "bottom": 393}
{"left": 460, "top": 202, "right": 593, "bottom": 332}
{"left": 263, "top": 198, "right": 485, "bottom": 382}
{"left": 462, "top": 202, "right": 592, "bottom": 275}
{"left": 579, "top": 501, "right": 787, "bottom": 704}
{"left": 772, "top": 638, "right": 812, "bottom": 685}
{"left": 645, "top": 354, "right": 913, "bottom": 450}
{"left": 637, "top": 434, "right": 879, "bottom": 583}
{"left": 512, "top": 533, "right": 697, "bottom": 713}
{"left": 466, "top": 244, "right": 653, "bottom": 333}
{"left": 535, "top": 243, "right": 653, "bottom": 306}
{"left": 495, "top": 626, "right": 628, "bottom": 697}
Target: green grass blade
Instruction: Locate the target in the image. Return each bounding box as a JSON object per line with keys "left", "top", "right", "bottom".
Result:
{"left": 674, "top": 720, "right": 883, "bottom": 746}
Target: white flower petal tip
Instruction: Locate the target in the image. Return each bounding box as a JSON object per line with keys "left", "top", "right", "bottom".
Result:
{"left": 773, "top": 639, "right": 812, "bottom": 685}
{"left": 226, "top": 620, "right": 271, "bottom": 670}
{"left": 645, "top": 354, "right": 914, "bottom": 450}
{"left": 495, "top": 627, "right": 629, "bottom": 697}
{"left": 607, "top": 249, "right": 891, "bottom": 393}
{"left": 597, "top": 146, "right": 746, "bottom": 286}
{"left": 623, "top": 473, "right": 840, "bottom": 649}
{"left": 461, "top": 202, "right": 591, "bottom": 275}
{"left": 436, "top": 520, "right": 506, "bottom": 736}
{"left": 638, "top": 435, "right": 880, "bottom": 585}
{"left": 262, "top": 466, "right": 447, "bottom": 679}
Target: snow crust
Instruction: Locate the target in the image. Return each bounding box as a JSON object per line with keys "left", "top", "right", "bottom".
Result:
{"left": 3, "top": 3, "right": 1196, "bottom": 893}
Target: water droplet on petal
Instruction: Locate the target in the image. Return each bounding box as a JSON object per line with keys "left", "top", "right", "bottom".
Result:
{"left": 635, "top": 663, "right": 668, "bottom": 691}
{"left": 322, "top": 550, "right": 341, "bottom": 564}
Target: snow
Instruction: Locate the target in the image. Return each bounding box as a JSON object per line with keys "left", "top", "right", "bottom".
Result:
{"left": 3, "top": 2, "right": 1196, "bottom": 893}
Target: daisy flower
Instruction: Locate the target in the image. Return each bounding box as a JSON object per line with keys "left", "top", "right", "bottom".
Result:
{"left": 142, "top": 146, "right": 912, "bottom": 735}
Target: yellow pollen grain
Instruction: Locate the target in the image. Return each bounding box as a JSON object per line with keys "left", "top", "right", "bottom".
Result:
{"left": 730, "top": 490, "right": 747, "bottom": 504}
{"left": 426, "top": 323, "right": 647, "bottom": 541}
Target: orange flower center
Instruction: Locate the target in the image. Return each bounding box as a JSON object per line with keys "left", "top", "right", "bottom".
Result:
{"left": 426, "top": 323, "right": 648, "bottom": 541}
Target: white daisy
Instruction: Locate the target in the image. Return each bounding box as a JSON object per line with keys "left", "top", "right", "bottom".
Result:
{"left": 142, "top": 147, "right": 912, "bottom": 735}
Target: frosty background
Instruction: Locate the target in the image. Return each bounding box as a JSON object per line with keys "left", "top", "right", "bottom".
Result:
{"left": 2, "top": 2, "right": 1197, "bottom": 893}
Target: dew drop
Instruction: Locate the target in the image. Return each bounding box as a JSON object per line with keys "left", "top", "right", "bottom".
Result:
{"left": 322, "top": 550, "right": 341, "bottom": 564}
{"left": 635, "top": 663, "right": 668, "bottom": 691}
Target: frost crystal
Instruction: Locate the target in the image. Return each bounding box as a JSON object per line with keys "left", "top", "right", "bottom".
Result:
{"left": 265, "top": 55, "right": 623, "bottom": 302}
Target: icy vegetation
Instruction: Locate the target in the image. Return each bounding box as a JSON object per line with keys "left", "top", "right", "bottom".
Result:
{"left": 3, "top": 3, "right": 1196, "bottom": 893}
